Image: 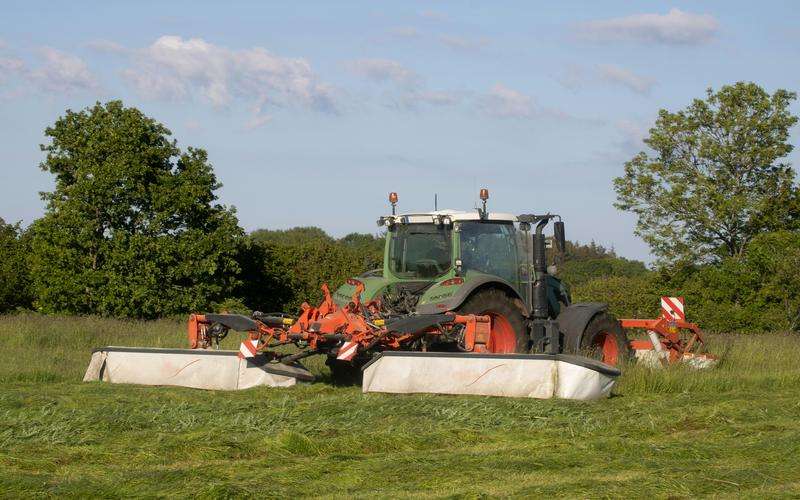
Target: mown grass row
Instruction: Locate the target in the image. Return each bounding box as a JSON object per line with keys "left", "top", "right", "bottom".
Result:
{"left": 1, "top": 313, "right": 799, "bottom": 497}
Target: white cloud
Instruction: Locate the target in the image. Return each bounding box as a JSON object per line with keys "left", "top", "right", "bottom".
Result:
{"left": 577, "top": 9, "right": 718, "bottom": 45}
{"left": 346, "top": 58, "right": 419, "bottom": 87}
{"left": 347, "top": 58, "right": 460, "bottom": 110}
{"left": 28, "top": 47, "right": 99, "bottom": 93}
{"left": 557, "top": 64, "right": 655, "bottom": 95}
{"left": 85, "top": 39, "right": 128, "bottom": 54}
{"left": 245, "top": 113, "right": 271, "bottom": 130}
{"left": 0, "top": 56, "right": 25, "bottom": 73}
{"left": 479, "top": 84, "right": 537, "bottom": 118}
{"left": 0, "top": 56, "right": 24, "bottom": 88}
{"left": 439, "top": 35, "right": 489, "bottom": 52}
{"left": 388, "top": 26, "right": 420, "bottom": 39}
{"left": 597, "top": 64, "right": 655, "bottom": 95}
{"left": 420, "top": 10, "right": 447, "bottom": 21}
{"left": 0, "top": 45, "right": 98, "bottom": 94}
{"left": 122, "top": 35, "right": 337, "bottom": 119}
{"left": 396, "top": 90, "right": 461, "bottom": 110}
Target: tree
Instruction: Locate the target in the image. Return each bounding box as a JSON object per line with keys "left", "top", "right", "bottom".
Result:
{"left": 614, "top": 82, "right": 799, "bottom": 264}
{"left": 250, "top": 226, "right": 333, "bottom": 246}
{"left": 29, "top": 101, "right": 243, "bottom": 318}
{"left": 0, "top": 218, "right": 32, "bottom": 312}
{"left": 241, "top": 228, "right": 385, "bottom": 313}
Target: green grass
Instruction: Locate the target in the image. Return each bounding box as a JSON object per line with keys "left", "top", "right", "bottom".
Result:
{"left": 1, "top": 313, "right": 799, "bottom": 498}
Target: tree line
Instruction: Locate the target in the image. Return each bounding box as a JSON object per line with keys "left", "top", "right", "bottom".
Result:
{"left": 1, "top": 82, "right": 799, "bottom": 332}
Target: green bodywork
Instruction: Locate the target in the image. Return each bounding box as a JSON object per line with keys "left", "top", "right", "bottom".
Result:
{"left": 333, "top": 219, "right": 571, "bottom": 318}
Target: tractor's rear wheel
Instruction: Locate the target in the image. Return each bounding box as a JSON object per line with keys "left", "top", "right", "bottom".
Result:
{"left": 457, "top": 289, "right": 528, "bottom": 353}
{"left": 580, "top": 313, "right": 631, "bottom": 366}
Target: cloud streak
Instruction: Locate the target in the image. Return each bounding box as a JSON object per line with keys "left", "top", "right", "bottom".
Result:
{"left": 388, "top": 26, "right": 420, "bottom": 39}
{"left": 597, "top": 64, "right": 655, "bottom": 95}
{"left": 577, "top": 9, "right": 718, "bottom": 45}
{"left": 121, "top": 35, "right": 337, "bottom": 126}
{"left": 439, "top": 35, "right": 490, "bottom": 52}
{"left": 346, "top": 57, "right": 461, "bottom": 110}
{"left": 0, "top": 46, "right": 99, "bottom": 94}
{"left": 346, "top": 58, "right": 419, "bottom": 87}
{"left": 478, "top": 84, "right": 537, "bottom": 118}
{"left": 558, "top": 64, "right": 655, "bottom": 95}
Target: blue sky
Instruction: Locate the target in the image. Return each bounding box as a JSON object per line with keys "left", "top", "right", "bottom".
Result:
{"left": 1, "top": 1, "right": 798, "bottom": 261}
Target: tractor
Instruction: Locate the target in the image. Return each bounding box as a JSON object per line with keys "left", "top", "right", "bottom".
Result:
{"left": 317, "top": 190, "right": 628, "bottom": 381}
{"left": 87, "top": 189, "right": 713, "bottom": 392}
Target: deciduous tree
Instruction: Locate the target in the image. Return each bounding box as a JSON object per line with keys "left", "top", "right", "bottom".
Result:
{"left": 614, "top": 82, "right": 799, "bottom": 263}
{"left": 29, "top": 101, "right": 243, "bottom": 318}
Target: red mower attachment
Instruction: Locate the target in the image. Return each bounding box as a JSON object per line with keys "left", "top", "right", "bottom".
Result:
{"left": 186, "top": 283, "right": 494, "bottom": 381}
{"left": 621, "top": 297, "right": 717, "bottom": 368}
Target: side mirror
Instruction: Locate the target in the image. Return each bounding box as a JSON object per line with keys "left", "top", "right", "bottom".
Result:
{"left": 554, "top": 221, "right": 566, "bottom": 255}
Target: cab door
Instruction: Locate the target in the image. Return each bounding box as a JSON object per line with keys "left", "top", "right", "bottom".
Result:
{"left": 457, "top": 221, "right": 521, "bottom": 290}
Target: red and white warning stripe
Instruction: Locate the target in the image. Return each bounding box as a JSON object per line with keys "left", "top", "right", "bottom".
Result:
{"left": 238, "top": 339, "right": 259, "bottom": 359}
{"left": 336, "top": 341, "right": 359, "bottom": 361}
{"left": 661, "top": 296, "right": 685, "bottom": 321}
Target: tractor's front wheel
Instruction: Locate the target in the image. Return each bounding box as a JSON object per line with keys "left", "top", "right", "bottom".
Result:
{"left": 457, "top": 288, "right": 528, "bottom": 353}
{"left": 579, "top": 313, "right": 631, "bottom": 366}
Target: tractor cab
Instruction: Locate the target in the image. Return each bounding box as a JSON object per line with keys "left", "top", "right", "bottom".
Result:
{"left": 334, "top": 190, "right": 571, "bottom": 324}
{"left": 381, "top": 210, "right": 523, "bottom": 286}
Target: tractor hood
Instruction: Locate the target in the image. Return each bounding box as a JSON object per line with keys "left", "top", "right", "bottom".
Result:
{"left": 333, "top": 276, "right": 388, "bottom": 306}
{"left": 333, "top": 273, "right": 463, "bottom": 313}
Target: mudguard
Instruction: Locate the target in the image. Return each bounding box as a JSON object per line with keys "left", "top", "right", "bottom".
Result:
{"left": 556, "top": 302, "right": 608, "bottom": 353}
{"left": 416, "top": 275, "right": 527, "bottom": 315}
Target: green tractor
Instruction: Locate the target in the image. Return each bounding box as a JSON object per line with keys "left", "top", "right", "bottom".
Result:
{"left": 327, "top": 190, "right": 629, "bottom": 380}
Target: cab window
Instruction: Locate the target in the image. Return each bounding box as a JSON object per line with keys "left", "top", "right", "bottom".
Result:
{"left": 459, "top": 221, "right": 518, "bottom": 284}
{"left": 389, "top": 224, "right": 452, "bottom": 279}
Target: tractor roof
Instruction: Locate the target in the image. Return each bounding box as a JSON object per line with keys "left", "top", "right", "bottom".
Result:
{"left": 391, "top": 209, "right": 518, "bottom": 223}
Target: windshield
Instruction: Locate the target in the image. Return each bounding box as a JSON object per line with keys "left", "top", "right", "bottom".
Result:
{"left": 388, "top": 223, "right": 452, "bottom": 279}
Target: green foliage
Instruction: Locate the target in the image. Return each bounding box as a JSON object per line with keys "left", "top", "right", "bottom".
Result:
{"left": 560, "top": 240, "right": 646, "bottom": 284}
{"left": 745, "top": 231, "right": 800, "bottom": 330}
{"left": 250, "top": 226, "right": 333, "bottom": 246}
{"left": 239, "top": 228, "right": 384, "bottom": 312}
{"left": 28, "top": 101, "right": 243, "bottom": 318}
{"left": 670, "top": 231, "right": 800, "bottom": 332}
{"left": 563, "top": 239, "right": 617, "bottom": 261}
{"left": 558, "top": 240, "right": 652, "bottom": 318}
{"left": 0, "top": 219, "right": 33, "bottom": 311}
{"left": 572, "top": 274, "right": 662, "bottom": 319}
{"left": 614, "top": 82, "right": 799, "bottom": 264}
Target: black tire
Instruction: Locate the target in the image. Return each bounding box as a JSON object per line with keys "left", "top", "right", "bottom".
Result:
{"left": 326, "top": 357, "right": 363, "bottom": 386}
{"left": 579, "top": 313, "right": 631, "bottom": 366}
{"left": 456, "top": 288, "right": 528, "bottom": 353}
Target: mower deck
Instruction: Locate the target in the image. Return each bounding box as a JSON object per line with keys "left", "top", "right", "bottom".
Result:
{"left": 83, "top": 346, "right": 302, "bottom": 390}
{"left": 362, "top": 351, "right": 621, "bottom": 400}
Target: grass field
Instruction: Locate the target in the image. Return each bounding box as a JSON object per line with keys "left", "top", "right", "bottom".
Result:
{"left": 1, "top": 313, "right": 799, "bottom": 498}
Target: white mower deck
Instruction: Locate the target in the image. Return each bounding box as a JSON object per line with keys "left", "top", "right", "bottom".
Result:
{"left": 83, "top": 347, "right": 303, "bottom": 390}
{"left": 361, "top": 352, "right": 621, "bottom": 400}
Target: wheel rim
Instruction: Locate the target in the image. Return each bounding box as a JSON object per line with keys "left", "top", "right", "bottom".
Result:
{"left": 485, "top": 312, "right": 517, "bottom": 353}
{"left": 592, "top": 332, "right": 619, "bottom": 365}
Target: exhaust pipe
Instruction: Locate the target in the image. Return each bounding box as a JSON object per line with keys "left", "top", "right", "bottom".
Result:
{"left": 519, "top": 214, "right": 562, "bottom": 354}
{"left": 532, "top": 217, "right": 549, "bottom": 321}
